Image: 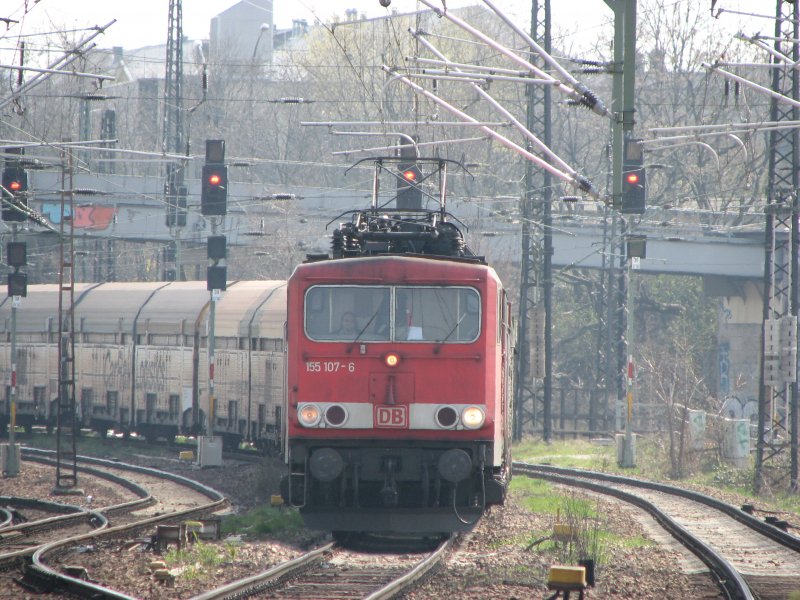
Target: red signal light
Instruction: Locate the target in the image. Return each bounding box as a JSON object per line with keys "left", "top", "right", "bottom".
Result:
{"left": 208, "top": 173, "right": 222, "bottom": 186}
{"left": 625, "top": 172, "right": 640, "bottom": 185}
{"left": 9, "top": 181, "right": 21, "bottom": 191}
{"left": 402, "top": 169, "right": 417, "bottom": 182}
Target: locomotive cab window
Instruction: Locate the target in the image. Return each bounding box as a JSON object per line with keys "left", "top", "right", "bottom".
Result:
{"left": 305, "top": 286, "right": 390, "bottom": 341}
{"left": 304, "top": 285, "right": 480, "bottom": 343}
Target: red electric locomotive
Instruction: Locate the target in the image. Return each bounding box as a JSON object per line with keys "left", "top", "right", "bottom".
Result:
{"left": 281, "top": 158, "right": 514, "bottom": 533}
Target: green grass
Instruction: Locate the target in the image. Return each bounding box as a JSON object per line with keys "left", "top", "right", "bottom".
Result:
{"left": 620, "top": 533, "right": 655, "bottom": 549}
{"left": 163, "top": 539, "right": 229, "bottom": 581}
{"left": 511, "top": 477, "right": 566, "bottom": 514}
{"left": 514, "top": 435, "right": 800, "bottom": 522}
{"left": 510, "top": 475, "right": 609, "bottom": 565}
{"left": 513, "top": 438, "right": 617, "bottom": 471}
{"left": 221, "top": 504, "right": 304, "bottom": 538}
{"left": 511, "top": 477, "right": 598, "bottom": 518}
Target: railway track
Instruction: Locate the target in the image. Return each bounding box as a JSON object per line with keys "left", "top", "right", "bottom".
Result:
{"left": 190, "top": 535, "right": 453, "bottom": 600}
{"left": 0, "top": 453, "right": 159, "bottom": 571}
{"left": 1, "top": 450, "right": 226, "bottom": 599}
{"left": 515, "top": 462, "right": 800, "bottom": 600}
{"left": 0, "top": 497, "right": 109, "bottom": 561}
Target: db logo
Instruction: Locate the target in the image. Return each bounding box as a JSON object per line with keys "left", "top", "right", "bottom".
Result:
{"left": 375, "top": 406, "right": 408, "bottom": 428}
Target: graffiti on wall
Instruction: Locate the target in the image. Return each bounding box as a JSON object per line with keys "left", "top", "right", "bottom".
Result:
{"left": 718, "top": 342, "right": 730, "bottom": 396}
{"left": 721, "top": 395, "right": 758, "bottom": 423}
{"left": 41, "top": 204, "right": 117, "bottom": 230}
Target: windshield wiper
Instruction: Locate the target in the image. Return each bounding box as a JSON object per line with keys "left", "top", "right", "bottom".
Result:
{"left": 353, "top": 309, "right": 379, "bottom": 343}
{"left": 436, "top": 313, "right": 467, "bottom": 345}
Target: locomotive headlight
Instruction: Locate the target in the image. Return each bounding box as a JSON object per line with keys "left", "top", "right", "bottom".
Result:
{"left": 298, "top": 403, "right": 321, "bottom": 427}
{"left": 435, "top": 405, "right": 459, "bottom": 429}
{"left": 461, "top": 406, "right": 486, "bottom": 429}
{"left": 324, "top": 404, "right": 347, "bottom": 427}
{"left": 384, "top": 352, "right": 400, "bottom": 367}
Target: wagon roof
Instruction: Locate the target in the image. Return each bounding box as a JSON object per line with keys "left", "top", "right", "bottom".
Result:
{"left": 0, "top": 283, "right": 100, "bottom": 333}
{"left": 211, "top": 280, "right": 286, "bottom": 338}
{"left": 0, "top": 281, "right": 288, "bottom": 338}
{"left": 133, "top": 281, "right": 213, "bottom": 335}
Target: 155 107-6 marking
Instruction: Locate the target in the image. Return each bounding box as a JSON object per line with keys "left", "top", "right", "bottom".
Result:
{"left": 306, "top": 361, "right": 356, "bottom": 373}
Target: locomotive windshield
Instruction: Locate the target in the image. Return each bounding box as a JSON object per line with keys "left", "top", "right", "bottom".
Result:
{"left": 304, "top": 285, "right": 480, "bottom": 343}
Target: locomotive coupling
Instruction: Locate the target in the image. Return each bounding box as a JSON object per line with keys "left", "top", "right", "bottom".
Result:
{"left": 380, "top": 456, "right": 400, "bottom": 507}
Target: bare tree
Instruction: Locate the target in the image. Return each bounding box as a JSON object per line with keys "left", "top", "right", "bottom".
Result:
{"left": 639, "top": 325, "right": 712, "bottom": 478}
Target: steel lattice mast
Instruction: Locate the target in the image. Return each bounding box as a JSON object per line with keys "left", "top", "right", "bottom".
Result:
{"left": 756, "top": 0, "right": 800, "bottom": 492}
{"left": 513, "top": 0, "right": 552, "bottom": 441}
{"left": 164, "top": 0, "right": 185, "bottom": 280}
{"left": 164, "top": 0, "right": 184, "bottom": 156}
{"left": 596, "top": 185, "right": 625, "bottom": 432}
{"left": 55, "top": 145, "right": 77, "bottom": 490}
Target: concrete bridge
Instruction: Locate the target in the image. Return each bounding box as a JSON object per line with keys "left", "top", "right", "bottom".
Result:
{"left": 16, "top": 171, "right": 768, "bottom": 282}
{"left": 481, "top": 218, "right": 765, "bottom": 279}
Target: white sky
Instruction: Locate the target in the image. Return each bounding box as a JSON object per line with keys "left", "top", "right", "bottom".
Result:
{"left": 2, "top": 0, "right": 778, "bottom": 52}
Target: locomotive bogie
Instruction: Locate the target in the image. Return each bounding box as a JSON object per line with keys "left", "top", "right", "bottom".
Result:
{"left": 284, "top": 440, "right": 505, "bottom": 532}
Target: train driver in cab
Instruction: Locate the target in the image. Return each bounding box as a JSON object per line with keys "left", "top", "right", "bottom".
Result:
{"left": 334, "top": 311, "right": 358, "bottom": 338}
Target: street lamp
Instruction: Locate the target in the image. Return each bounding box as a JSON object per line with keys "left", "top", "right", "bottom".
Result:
{"left": 252, "top": 23, "right": 270, "bottom": 61}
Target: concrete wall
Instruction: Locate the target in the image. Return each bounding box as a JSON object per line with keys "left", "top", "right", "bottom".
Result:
{"left": 717, "top": 280, "right": 761, "bottom": 421}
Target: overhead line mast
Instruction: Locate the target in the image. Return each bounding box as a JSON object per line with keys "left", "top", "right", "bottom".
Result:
{"left": 756, "top": 0, "right": 800, "bottom": 493}
{"left": 513, "top": 0, "right": 551, "bottom": 442}
{"left": 163, "top": 0, "right": 186, "bottom": 281}
{"left": 55, "top": 144, "right": 78, "bottom": 490}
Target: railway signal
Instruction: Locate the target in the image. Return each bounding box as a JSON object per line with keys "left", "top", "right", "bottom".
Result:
{"left": 2, "top": 165, "right": 28, "bottom": 222}
{"left": 207, "top": 235, "right": 227, "bottom": 261}
{"left": 7, "top": 272, "right": 27, "bottom": 297}
{"left": 201, "top": 140, "right": 227, "bottom": 216}
{"left": 207, "top": 235, "right": 227, "bottom": 291}
{"left": 207, "top": 265, "right": 226, "bottom": 291}
{"left": 626, "top": 234, "right": 646, "bottom": 259}
{"left": 620, "top": 138, "right": 646, "bottom": 215}
{"left": 6, "top": 241, "right": 27, "bottom": 297}
{"left": 397, "top": 143, "right": 422, "bottom": 209}
{"left": 166, "top": 183, "right": 188, "bottom": 227}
